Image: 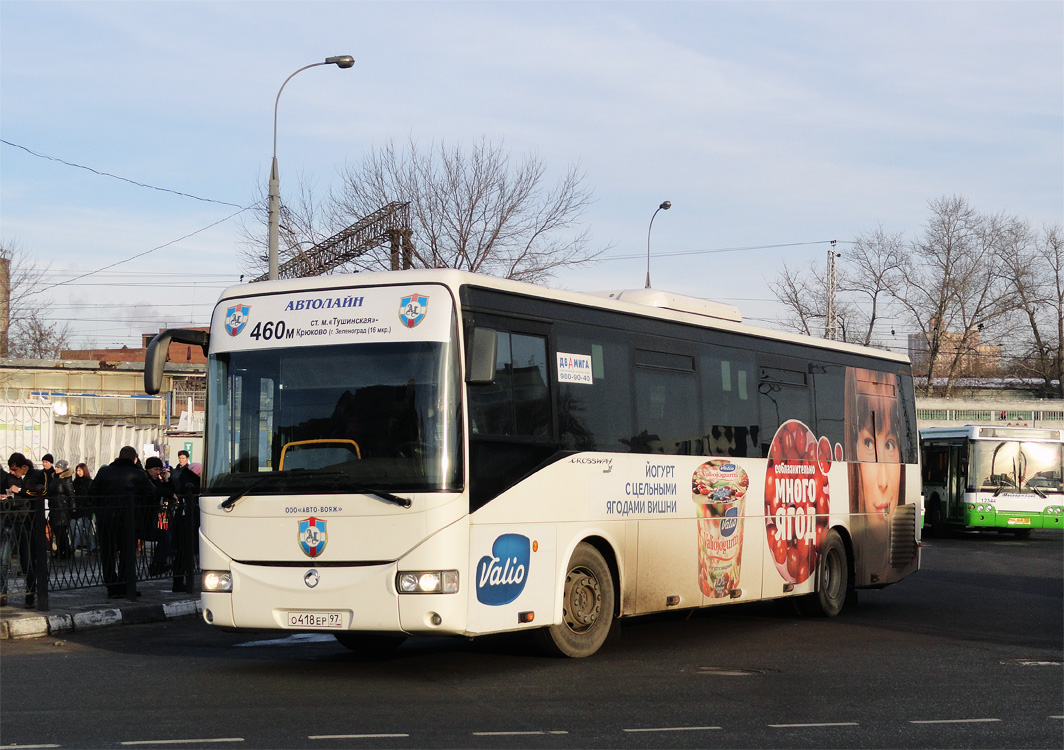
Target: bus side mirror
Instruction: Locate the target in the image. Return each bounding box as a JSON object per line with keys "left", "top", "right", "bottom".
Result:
{"left": 466, "top": 327, "right": 498, "bottom": 385}
{"left": 145, "top": 329, "right": 210, "bottom": 394}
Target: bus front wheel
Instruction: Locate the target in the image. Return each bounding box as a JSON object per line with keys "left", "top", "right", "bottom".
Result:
{"left": 534, "top": 542, "right": 615, "bottom": 658}
{"left": 797, "top": 530, "right": 849, "bottom": 617}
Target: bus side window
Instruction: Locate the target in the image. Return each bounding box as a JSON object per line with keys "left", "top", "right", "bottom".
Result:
{"left": 556, "top": 334, "right": 633, "bottom": 452}
{"left": 923, "top": 446, "right": 948, "bottom": 483}
{"left": 757, "top": 365, "right": 812, "bottom": 457}
{"left": 812, "top": 364, "right": 846, "bottom": 454}
{"left": 468, "top": 331, "right": 550, "bottom": 437}
{"left": 631, "top": 350, "right": 698, "bottom": 455}
{"left": 700, "top": 349, "right": 758, "bottom": 457}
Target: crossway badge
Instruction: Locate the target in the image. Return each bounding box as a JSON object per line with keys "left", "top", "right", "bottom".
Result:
{"left": 398, "top": 293, "right": 428, "bottom": 328}
{"left": 298, "top": 517, "right": 328, "bottom": 558}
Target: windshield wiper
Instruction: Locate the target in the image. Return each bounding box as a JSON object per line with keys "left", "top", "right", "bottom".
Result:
{"left": 219, "top": 469, "right": 337, "bottom": 509}
{"left": 353, "top": 486, "right": 412, "bottom": 509}
{"left": 1024, "top": 481, "right": 1047, "bottom": 499}
{"left": 219, "top": 471, "right": 411, "bottom": 510}
{"left": 221, "top": 476, "right": 270, "bottom": 510}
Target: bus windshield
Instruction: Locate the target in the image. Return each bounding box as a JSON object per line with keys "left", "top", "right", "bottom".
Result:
{"left": 971, "top": 440, "right": 1063, "bottom": 494}
{"left": 205, "top": 339, "right": 462, "bottom": 495}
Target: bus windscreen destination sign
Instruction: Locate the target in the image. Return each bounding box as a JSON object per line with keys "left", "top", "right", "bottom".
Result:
{"left": 210, "top": 284, "right": 453, "bottom": 353}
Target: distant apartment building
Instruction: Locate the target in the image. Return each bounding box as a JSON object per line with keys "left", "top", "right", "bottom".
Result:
{"left": 907, "top": 323, "right": 1000, "bottom": 377}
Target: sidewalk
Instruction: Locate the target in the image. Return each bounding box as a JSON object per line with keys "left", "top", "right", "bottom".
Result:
{"left": 0, "top": 580, "right": 201, "bottom": 640}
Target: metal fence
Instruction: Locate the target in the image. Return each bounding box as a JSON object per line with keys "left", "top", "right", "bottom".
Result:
{"left": 1, "top": 494, "right": 199, "bottom": 610}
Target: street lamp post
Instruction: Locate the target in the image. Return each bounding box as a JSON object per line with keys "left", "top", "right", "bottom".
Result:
{"left": 645, "top": 200, "right": 671, "bottom": 289}
{"left": 268, "top": 55, "right": 355, "bottom": 281}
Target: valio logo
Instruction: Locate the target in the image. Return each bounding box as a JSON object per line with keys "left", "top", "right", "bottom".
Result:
{"left": 476, "top": 533, "right": 530, "bottom": 605}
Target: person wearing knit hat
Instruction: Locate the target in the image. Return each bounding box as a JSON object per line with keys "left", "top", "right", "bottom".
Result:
{"left": 142, "top": 456, "right": 173, "bottom": 577}
{"left": 40, "top": 453, "right": 56, "bottom": 492}
{"left": 37, "top": 454, "right": 65, "bottom": 560}
{"left": 48, "top": 458, "right": 75, "bottom": 560}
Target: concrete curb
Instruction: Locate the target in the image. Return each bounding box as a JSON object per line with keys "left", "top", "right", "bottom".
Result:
{"left": 1, "top": 599, "right": 201, "bottom": 640}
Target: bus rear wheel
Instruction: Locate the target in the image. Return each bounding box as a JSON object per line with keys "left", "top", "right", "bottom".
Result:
{"left": 334, "top": 632, "right": 407, "bottom": 658}
{"left": 797, "top": 530, "right": 849, "bottom": 617}
{"left": 534, "top": 542, "right": 615, "bottom": 658}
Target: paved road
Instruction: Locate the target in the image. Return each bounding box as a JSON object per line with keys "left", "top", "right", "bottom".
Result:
{"left": 1, "top": 530, "right": 1060, "bottom": 749}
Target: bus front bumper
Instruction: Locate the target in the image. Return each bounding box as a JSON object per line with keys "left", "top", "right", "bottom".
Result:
{"left": 963, "top": 505, "right": 1064, "bottom": 530}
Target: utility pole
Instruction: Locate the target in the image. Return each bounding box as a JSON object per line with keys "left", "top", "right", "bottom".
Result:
{"left": 826, "top": 240, "right": 838, "bottom": 341}
{"left": 0, "top": 257, "right": 9, "bottom": 356}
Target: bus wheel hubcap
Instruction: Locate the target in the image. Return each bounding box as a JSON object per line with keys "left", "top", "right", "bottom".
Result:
{"left": 564, "top": 568, "right": 601, "bottom": 631}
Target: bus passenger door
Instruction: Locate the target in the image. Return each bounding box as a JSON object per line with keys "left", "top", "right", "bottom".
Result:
{"left": 946, "top": 445, "right": 965, "bottom": 520}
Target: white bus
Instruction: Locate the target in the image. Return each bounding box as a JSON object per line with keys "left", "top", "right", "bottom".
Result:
{"left": 920, "top": 425, "right": 1064, "bottom": 537}
{"left": 145, "top": 269, "right": 921, "bottom": 657}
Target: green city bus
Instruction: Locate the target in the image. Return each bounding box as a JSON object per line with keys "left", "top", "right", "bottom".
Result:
{"left": 920, "top": 425, "right": 1064, "bottom": 536}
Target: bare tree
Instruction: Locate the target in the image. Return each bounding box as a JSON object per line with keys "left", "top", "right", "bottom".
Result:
{"left": 998, "top": 223, "right": 1063, "bottom": 398}
{"left": 10, "top": 309, "right": 73, "bottom": 359}
{"left": 241, "top": 137, "right": 604, "bottom": 283}
{"left": 770, "top": 260, "right": 824, "bottom": 337}
{"left": 890, "top": 196, "right": 1012, "bottom": 395}
{"left": 1, "top": 238, "right": 74, "bottom": 358}
{"left": 840, "top": 225, "right": 905, "bottom": 346}
{"left": 330, "top": 137, "right": 602, "bottom": 282}
{"left": 769, "top": 253, "right": 875, "bottom": 346}
{"left": 236, "top": 172, "right": 334, "bottom": 277}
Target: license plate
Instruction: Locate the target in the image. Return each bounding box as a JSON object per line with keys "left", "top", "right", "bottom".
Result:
{"left": 287, "top": 611, "right": 344, "bottom": 629}
{"left": 1007, "top": 517, "right": 1032, "bottom": 526}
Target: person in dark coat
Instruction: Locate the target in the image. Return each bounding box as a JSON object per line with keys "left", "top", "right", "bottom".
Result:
{"left": 168, "top": 454, "right": 200, "bottom": 593}
{"left": 71, "top": 463, "right": 96, "bottom": 552}
{"left": 90, "top": 446, "right": 155, "bottom": 599}
{"left": 168, "top": 450, "right": 197, "bottom": 494}
{"left": 142, "top": 457, "right": 173, "bottom": 576}
{"left": 48, "top": 458, "right": 74, "bottom": 560}
{"left": 4, "top": 453, "right": 46, "bottom": 607}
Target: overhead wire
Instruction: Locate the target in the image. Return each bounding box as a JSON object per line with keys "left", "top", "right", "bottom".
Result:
{"left": 2, "top": 139, "right": 256, "bottom": 293}
{"left": 1, "top": 139, "right": 245, "bottom": 209}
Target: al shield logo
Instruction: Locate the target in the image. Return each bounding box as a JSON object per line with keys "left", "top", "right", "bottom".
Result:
{"left": 298, "top": 517, "right": 328, "bottom": 558}
{"left": 225, "top": 304, "right": 250, "bottom": 336}
{"left": 398, "top": 293, "right": 428, "bottom": 328}
{"left": 476, "top": 533, "right": 530, "bottom": 605}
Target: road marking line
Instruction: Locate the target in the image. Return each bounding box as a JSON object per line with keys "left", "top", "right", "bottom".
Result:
{"left": 120, "top": 740, "right": 245, "bottom": 745}
{"left": 309, "top": 735, "right": 409, "bottom": 739}
{"left": 6, "top": 745, "right": 61, "bottom": 749}
{"left": 909, "top": 718, "right": 1001, "bottom": 725}
{"left": 472, "top": 731, "right": 569, "bottom": 736}
{"left": 1051, "top": 716, "right": 1064, "bottom": 720}
{"left": 623, "top": 726, "right": 721, "bottom": 733}
{"left": 769, "top": 722, "right": 859, "bottom": 728}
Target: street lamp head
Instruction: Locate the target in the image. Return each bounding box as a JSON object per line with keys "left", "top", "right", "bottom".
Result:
{"left": 646, "top": 200, "right": 672, "bottom": 289}
{"left": 326, "top": 55, "right": 355, "bottom": 69}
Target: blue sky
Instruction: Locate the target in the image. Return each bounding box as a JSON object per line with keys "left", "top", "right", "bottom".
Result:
{"left": 2, "top": 1, "right": 1061, "bottom": 350}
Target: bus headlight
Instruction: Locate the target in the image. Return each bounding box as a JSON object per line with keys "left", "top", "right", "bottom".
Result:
{"left": 202, "top": 571, "right": 233, "bottom": 593}
{"left": 397, "top": 570, "right": 459, "bottom": 594}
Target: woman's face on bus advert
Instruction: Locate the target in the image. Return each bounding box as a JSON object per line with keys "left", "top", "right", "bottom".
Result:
{"left": 856, "top": 405, "right": 901, "bottom": 523}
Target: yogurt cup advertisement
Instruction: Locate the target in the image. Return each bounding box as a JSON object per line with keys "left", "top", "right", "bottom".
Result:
{"left": 692, "top": 460, "right": 749, "bottom": 597}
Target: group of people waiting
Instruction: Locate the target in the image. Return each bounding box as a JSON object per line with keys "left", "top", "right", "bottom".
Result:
{"left": 1, "top": 446, "right": 199, "bottom": 607}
